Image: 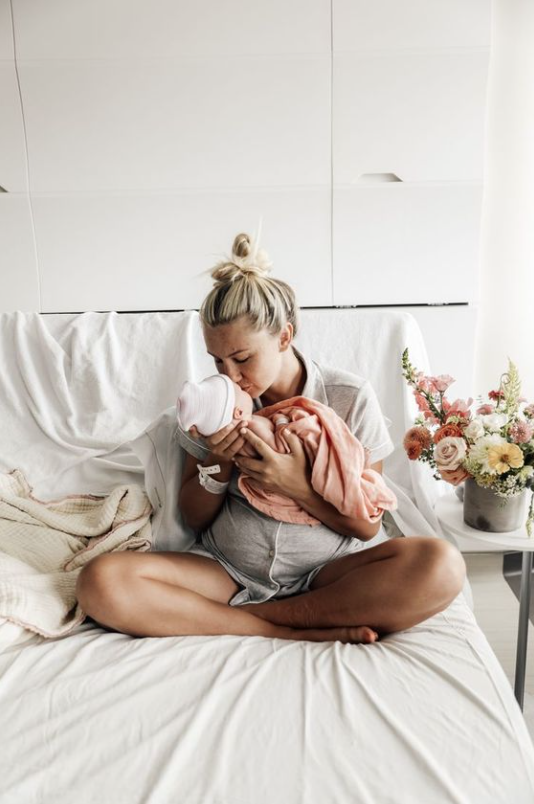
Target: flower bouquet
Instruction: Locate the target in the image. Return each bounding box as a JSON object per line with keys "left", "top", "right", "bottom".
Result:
{"left": 401, "top": 349, "right": 534, "bottom": 535}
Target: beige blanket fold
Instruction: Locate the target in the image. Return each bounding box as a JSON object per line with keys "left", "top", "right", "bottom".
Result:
{"left": 0, "top": 470, "right": 153, "bottom": 638}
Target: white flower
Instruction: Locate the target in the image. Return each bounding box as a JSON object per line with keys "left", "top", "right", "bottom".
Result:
{"left": 479, "top": 412, "right": 508, "bottom": 432}
{"left": 434, "top": 437, "right": 467, "bottom": 471}
{"left": 465, "top": 419, "right": 485, "bottom": 441}
{"left": 469, "top": 433, "right": 508, "bottom": 474}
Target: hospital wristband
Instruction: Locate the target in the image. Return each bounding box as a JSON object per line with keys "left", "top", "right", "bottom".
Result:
{"left": 196, "top": 463, "right": 230, "bottom": 495}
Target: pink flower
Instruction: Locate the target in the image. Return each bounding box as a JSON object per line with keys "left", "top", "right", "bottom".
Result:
{"left": 509, "top": 421, "right": 534, "bottom": 444}
{"left": 440, "top": 467, "right": 471, "bottom": 486}
{"left": 446, "top": 398, "right": 473, "bottom": 420}
{"left": 524, "top": 404, "right": 534, "bottom": 419}
{"left": 428, "top": 374, "right": 455, "bottom": 393}
{"left": 415, "top": 371, "right": 428, "bottom": 391}
{"left": 476, "top": 404, "right": 494, "bottom": 415}
{"left": 423, "top": 410, "right": 441, "bottom": 425}
{"left": 414, "top": 392, "right": 430, "bottom": 412}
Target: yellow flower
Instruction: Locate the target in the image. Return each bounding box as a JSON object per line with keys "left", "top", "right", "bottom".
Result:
{"left": 487, "top": 443, "right": 524, "bottom": 474}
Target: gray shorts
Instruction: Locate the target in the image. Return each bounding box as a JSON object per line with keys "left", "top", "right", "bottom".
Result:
{"left": 185, "top": 541, "right": 333, "bottom": 606}
{"left": 185, "top": 511, "right": 391, "bottom": 607}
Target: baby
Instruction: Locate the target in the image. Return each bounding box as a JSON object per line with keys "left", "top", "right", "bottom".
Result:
{"left": 176, "top": 375, "right": 398, "bottom": 526}
{"left": 176, "top": 374, "right": 289, "bottom": 457}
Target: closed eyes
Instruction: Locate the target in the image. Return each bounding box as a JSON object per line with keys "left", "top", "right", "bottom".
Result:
{"left": 214, "top": 357, "right": 249, "bottom": 364}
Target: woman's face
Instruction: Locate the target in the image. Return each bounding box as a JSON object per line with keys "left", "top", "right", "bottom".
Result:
{"left": 202, "top": 317, "right": 290, "bottom": 399}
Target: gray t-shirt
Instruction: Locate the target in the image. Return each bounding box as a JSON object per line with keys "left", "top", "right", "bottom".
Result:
{"left": 175, "top": 345, "right": 395, "bottom": 605}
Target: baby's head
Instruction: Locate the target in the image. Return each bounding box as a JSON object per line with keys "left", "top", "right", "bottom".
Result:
{"left": 176, "top": 375, "right": 254, "bottom": 437}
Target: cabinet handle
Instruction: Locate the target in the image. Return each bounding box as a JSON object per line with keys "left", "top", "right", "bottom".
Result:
{"left": 357, "top": 173, "right": 403, "bottom": 183}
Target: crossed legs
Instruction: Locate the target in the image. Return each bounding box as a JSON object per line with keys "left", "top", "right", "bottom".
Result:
{"left": 75, "top": 536, "right": 466, "bottom": 642}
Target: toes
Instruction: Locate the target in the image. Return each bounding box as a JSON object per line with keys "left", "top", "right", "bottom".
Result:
{"left": 360, "top": 626, "right": 379, "bottom": 643}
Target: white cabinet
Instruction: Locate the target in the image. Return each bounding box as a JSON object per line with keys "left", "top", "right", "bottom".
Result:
{"left": 1, "top": 1, "right": 491, "bottom": 312}
{"left": 10, "top": 0, "right": 332, "bottom": 310}
{"left": 334, "top": 0, "right": 491, "bottom": 50}
{"left": 333, "top": 184, "right": 482, "bottom": 305}
{"left": 12, "top": 0, "right": 330, "bottom": 59}
{"left": 332, "top": 0, "right": 490, "bottom": 306}
{"left": 0, "top": 64, "right": 28, "bottom": 192}
{"left": 0, "top": 195, "right": 40, "bottom": 311}
{"left": 0, "top": 0, "right": 13, "bottom": 59}
{"left": 334, "top": 51, "right": 489, "bottom": 184}
{"left": 34, "top": 189, "right": 331, "bottom": 312}
{"left": 18, "top": 56, "right": 330, "bottom": 193}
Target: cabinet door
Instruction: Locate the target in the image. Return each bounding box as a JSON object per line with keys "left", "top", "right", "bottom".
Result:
{"left": 13, "top": 0, "right": 330, "bottom": 59}
{"left": 333, "top": 184, "right": 482, "bottom": 305}
{"left": 0, "top": 63, "right": 28, "bottom": 193}
{"left": 36, "top": 189, "right": 331, "bottom": 312}
{"left": 334, "top": 51, "right": 489, "bottom": 184}
{"left": 13, "top": 0, "right": 332, "bottom": 311}
{"left": 332, "top": 0, "right": 490, "bottom": 307}
{"left": 18, "top": 56, "right": 330, "bottom": 193}
{"left": 0, "top": 0, "right": 13, "bottom": 58}
{"left": 333, "top": 0, "right": 491, "bottom": 51}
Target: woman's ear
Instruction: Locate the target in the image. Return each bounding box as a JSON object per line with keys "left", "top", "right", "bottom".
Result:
{"left": 279, "top": 322, "right": 293, "bottom": 351}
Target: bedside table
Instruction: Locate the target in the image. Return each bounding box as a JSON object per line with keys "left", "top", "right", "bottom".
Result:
{"left": 435, "top": 493, "right": 534, "bottom": 711}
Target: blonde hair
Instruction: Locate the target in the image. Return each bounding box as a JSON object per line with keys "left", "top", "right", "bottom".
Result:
{"left": 199, "top": 232, "right": 300, "bottom": 338}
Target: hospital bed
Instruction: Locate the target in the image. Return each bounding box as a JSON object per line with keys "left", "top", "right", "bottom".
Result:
{"left": 0, "top": 308, "right": 533, "bottom": 803}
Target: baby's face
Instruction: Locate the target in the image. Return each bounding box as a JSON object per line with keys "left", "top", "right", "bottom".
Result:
{"left": 230, "top": 381, "right": 254, "bottom": 423}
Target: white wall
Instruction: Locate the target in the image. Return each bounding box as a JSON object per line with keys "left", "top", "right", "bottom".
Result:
{"left": 475, "top": 0, "right": 534, "bottom": 399}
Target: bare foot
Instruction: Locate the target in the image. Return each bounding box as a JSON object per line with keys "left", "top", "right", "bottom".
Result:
{"left": 239, "top": 602, "right": 379, "bottom": 644}
{"left": 289, "top": 625, "right": 379, "bottom": 645}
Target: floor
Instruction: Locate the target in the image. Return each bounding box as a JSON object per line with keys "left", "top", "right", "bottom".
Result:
{"left": 463, "top": 551, "right": 534, "bottom": 740}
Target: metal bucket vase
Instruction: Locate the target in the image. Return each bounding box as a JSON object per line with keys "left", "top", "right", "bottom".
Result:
{"left": 463, "top": 477, "right": 529, "bottom": 533}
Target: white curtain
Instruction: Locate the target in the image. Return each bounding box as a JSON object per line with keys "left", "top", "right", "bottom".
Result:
{"left": 475, "top": 0, "right": 534, "bottom": 399}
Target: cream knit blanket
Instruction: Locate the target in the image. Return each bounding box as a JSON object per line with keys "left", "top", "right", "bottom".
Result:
{"left": 0, "top": 470, "right": 153, "bottom": 638}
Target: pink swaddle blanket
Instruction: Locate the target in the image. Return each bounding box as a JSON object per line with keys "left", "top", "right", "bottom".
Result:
{"left": 237, "top": 395, "right": 397, "bottom": 526}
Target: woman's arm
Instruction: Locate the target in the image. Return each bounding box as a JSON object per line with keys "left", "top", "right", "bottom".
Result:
{"left": 235, "top": 423, "right": 385, "bottom": 541}
{"left": 179, "top": 451, "right": 233, "bottom": 533}
{"left": 293, "top": 460, "right": 384, "bottom": 541}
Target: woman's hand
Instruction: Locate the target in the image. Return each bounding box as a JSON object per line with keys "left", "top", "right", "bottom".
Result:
{"left": 189, "top": 422, "right": 246, "bottom": 464}
{"left": 233, "top": 426, "right": 313, "bottom": 502}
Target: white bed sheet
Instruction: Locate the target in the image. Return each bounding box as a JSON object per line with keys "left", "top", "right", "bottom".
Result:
{"left": 1, "top": 596, "right": 533, "bottom": 803}
{"left": 1, "top": 310, "right": 533, "bottom": 802}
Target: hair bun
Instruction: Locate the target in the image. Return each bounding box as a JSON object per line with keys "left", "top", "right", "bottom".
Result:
{"left": 208, "top": 230, "right": 273, "bottom": 287}
{"left": 230, "top": 232, "right": 273, "bottom": 278}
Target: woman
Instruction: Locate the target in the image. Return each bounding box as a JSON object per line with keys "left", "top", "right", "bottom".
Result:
{"left": 76, "top": 233, "right": 466, "bottom": 644}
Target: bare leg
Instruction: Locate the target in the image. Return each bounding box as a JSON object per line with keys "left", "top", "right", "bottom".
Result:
{"left": 76, "top": 552, "right": 379, "bottom": 644}
{"left": 238, "top": 537, "right": 466, "bottom": 636}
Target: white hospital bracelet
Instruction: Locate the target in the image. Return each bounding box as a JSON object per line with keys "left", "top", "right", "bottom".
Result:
{"left": 196, "top": 463, "right": 230, "bottom": 495}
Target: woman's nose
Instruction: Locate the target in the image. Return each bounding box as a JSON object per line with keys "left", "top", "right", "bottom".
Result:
{"left": 225, "top": 368, "right": 242, "bottom": 383}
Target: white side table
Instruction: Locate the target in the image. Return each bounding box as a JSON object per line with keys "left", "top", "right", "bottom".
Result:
{"left": 435, "top": 493, "right": 534, "bottom": 711}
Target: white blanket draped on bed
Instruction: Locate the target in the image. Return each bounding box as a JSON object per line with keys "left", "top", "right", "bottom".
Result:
{"left": 0, "top": 308, "right": 471, "bottom": 615}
